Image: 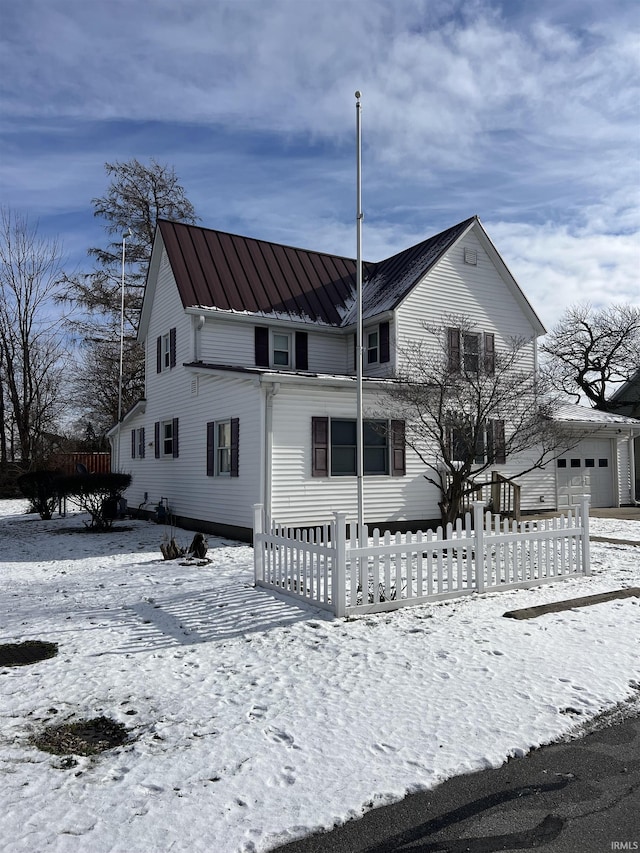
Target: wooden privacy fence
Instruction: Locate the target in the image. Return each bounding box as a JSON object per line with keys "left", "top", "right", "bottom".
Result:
{"left": 253, "top": 497, "right": 591, "bottom": 617}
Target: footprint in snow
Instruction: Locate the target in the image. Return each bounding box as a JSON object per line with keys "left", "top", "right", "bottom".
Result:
{"left": 265, "top": 727, "right": 296, "bottom": 747}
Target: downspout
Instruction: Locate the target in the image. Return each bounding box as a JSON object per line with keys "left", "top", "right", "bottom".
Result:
{"left": 263, "top": 382, "right": 280, "bottom": 520}
{"left": 194, "top": 314, "right": 205, "bottom": 361}
{"left": 630, "top": 431, "right": 638, "bottom": 506}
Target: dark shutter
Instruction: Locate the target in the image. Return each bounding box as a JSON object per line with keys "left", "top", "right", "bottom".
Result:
{"left": 131, "top": 429, "right": 136, "bottom": 459}
{"left": 353, "top": 334, "right": 357, "bottom": 371}
{"left": 230, "top": 417, "right": 239, "bottom": 477}
{"left": 391, "top": 420, "right": 406, "bottom": 476}
{"left": 484, "top": 332, "right": 495, "bottom": 375}
{"left": 172, "top": 417, "right": 179, "bottom": 458}
{"left": 206, "top": 422, "right": 215, "bottom": 476}
{"left": 474, "top": 423, "right": 485, "bottom": 464}
{"left": 380, "top": 321, "right": 390, "bottom": 364}
{"left": 295, "top": 331, "right": 308, "bottom": 371}
{"left": 255, "top": 326, "right": 269, "bottom": 367}
{"left": 448, "top": 328, "right": 461, "bottom": 372}
{"left": 169, "top": 327, "right": 177, "bottom": 368}
{"left": 154, "top": 421, "right": 160, "bottom": 458}
{"left": 156, "top": 337, "right": 162, "bottom": 373}
{"left": 312, "top": 417, "right": 329, "bottom": 477}
{"left": 139, "top": 427, "right": 145, "bottom": 459}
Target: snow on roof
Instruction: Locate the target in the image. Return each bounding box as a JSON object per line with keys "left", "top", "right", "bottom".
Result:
{"left": 553, "top": 401, "right": 640, "bottom": 426}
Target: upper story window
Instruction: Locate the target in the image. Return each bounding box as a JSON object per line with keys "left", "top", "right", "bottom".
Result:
{"left": 156, "top": 327, "right": 177, "bottom": 373}
{"left": 366, "top": 330, "right": 379, "bottom": 364}
{"left": 255, "top": 327, "right": 308, "bottom": 371}
{"left": 448, "top": 328, "right": 494, "bottom": 375}
{"left": 354, "top": 321, "right": 391, "bottom": 370}
{"left": 272, "top": 333, "right": 291, "bottom": 367}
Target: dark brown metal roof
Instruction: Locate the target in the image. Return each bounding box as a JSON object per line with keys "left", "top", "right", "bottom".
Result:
{"left": 158, "top": 219, "right": 366, "bottom": 326}
{"left": 158, "top": 216, "right": 478, "bottom": 327}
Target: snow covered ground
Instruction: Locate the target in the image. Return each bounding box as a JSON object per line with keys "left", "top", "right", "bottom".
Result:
{"left": 1, "top": 498, "right": 639, "bottom": 853}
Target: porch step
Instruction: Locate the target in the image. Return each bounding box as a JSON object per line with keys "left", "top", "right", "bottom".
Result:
{"left": 503, "top": 588, "right": 640, "bottom": 620}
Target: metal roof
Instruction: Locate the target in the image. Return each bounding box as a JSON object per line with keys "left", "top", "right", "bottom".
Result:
{"left": 157, "top": 215, "right": 480, "bottom": 328}
{"left": 158, "top": 219, "right": 369, "bottom": 326}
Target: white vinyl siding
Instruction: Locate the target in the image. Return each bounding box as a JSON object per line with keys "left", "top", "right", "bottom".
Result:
{"left": 198, "top": 319, "right": 349, "bottom": 374}
{"left": 396, "top": 231, "right": 537, "bottom": 374}
{"left": 268, "top": 384, "right": 441, "bottom": 525}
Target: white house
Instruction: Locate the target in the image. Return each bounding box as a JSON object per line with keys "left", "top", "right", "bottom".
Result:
{"left": 109, "top": 216, "right": 640, "bottom": 539}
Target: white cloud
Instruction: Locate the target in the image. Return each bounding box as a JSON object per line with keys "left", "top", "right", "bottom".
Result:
{"left": 0, "top": 0, "right": 638, "bottom": 321}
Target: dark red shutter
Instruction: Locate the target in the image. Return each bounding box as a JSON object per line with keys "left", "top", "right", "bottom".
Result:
{"left": 156, "top": 337, "right": 162, "bottom": 373}
{"left": 380, "top": 321, "right": 390, "bottom": 364}
{"left": 206, "top": 422, "right": 215, "bottom": 476}
{"left": 255, "top": 327, "right": 269, "bottom": 367}
{"left": 312, "top": 417, "right": 329, "bottom": 477}
{"left": 484, "top": 332, "right": 495, "bottom": 375}
{"left": 494, "top": 419, "right": 506, "bottom": 464}
{"left": 295, "top": 331, "right": 308, "bottom": 371}
{"left": 230, "top": 417, "right": 239, "bottom": 477}
{"left": 169, "top": 327, "right": 177, "bottom": 368}
{"left": 391, "top": 420, "right": 406, "bottom": 476}
{"left": 131, "top": 429, "right": 136, "bottom": 458}
{"left": 154, "top": 421, "right": 160, "bottom": 458}
{"left": 488, "top": 420, "right": 506, "bottom": 464}
{"left": 448, "top": 328, "right": 461, "bottom": 372}
{"left": 172, "top": 418, "right": 179, "bottom": 458}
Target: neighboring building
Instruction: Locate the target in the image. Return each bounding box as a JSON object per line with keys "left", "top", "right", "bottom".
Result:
{"left": 607, "top": 369, "right": 640, "bottom": 501}
{"left": 108, "top": 216, "right": 640, "bottom": 539}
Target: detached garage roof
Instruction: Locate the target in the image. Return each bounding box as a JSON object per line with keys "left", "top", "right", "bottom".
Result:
{"left": 554, "top": 402, "right": 640, "bottom": 428}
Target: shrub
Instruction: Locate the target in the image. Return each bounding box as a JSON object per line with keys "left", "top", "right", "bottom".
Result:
{"left": 17, "top": 470, "right": 62, "bottom": 519}
{"left": 56, "top": 472, "right": 132, "bottom": 530}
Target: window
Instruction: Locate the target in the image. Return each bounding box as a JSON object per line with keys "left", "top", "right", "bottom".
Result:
{"left": 599, "top": 458, "right": 609, "bottom": 468}
{"left": 448, "top": 328, "right": 495, "bottom": 376}
{"left": 557, "top": 459, "right": 567, "bottom": 468}
{"left": 163, "top": 421, "right": 174, "bottom": 456}
{"left": 254, "top": 327, "right": 308, "bottom": 370}
{"left": 272, "top": 333, "right": 291, "bottom": 367}
{"left": 206, "top": 419, "right": 239, "bottom": 477}
{"left": 570, "top": 458, "right": 581, "bottom": 468}
{"left": 448, "top": 418, "right": 505, "bottom": 465}
{"left": 367, "top": 329, "right": 379, "bottom": 364}
{"left": 154, "top": 419, "right": 178, "bottom": 458}
{"left": 331, "top": 420, "right": 388, "bottom": 476}
{"left": 156, "top": 328, "right": 176, "bottom": 373}
{"left": 311, "top": 417, "right": 405, "bottom": 477}
{"left": 462, "top": 333, "right": 479, "bottom": 373}
{"left": 585, "top": 458, "right": 595, "bottom": 468}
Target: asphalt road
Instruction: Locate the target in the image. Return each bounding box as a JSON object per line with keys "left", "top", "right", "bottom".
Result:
{"left": 271, "top": 699, "right": 640, "bottom": 853}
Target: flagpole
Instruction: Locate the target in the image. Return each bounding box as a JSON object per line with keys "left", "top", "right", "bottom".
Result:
{"left": 355, "top": 91, "right": 364, "bottom": 538}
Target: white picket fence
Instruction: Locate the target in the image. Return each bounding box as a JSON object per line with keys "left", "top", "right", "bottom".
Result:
{"left": 253, "top": 497, "right": 591, "bottom": 617}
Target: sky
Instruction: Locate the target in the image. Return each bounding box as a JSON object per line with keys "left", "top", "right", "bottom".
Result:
{"left": 1, "top": 498, "right": 639, "bottom": 851}
{"left": 0, "top": 0, "right": 639, "bottom": 330}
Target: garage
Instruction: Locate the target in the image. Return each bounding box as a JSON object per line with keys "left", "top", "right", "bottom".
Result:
{"left": 556, "top": 438, "right": 614, "bottom": 509}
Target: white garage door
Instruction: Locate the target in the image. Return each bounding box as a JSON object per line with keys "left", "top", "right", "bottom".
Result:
{"left": 556, "top": 439, "right": 614, "bottom": 509}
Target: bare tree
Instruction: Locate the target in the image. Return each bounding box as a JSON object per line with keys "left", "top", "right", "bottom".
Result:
{"left": 380, "top": 318, "right": 576, "bottom": 526}
{"left": 59, "top": 158, "right": 198, "bottom": 426}
{"left": 541, "top": 303, "right": 640, "bottom": 410}
{"left": 0, "top": 208, "right": 69, "bottom": 465}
